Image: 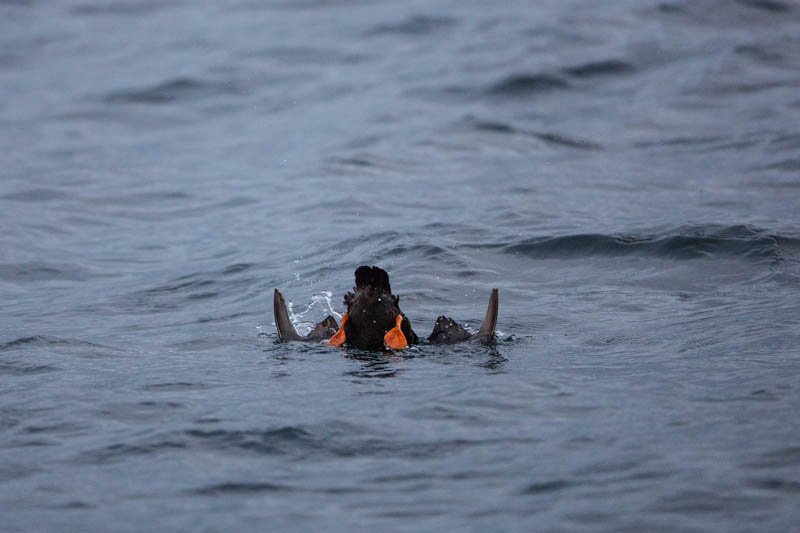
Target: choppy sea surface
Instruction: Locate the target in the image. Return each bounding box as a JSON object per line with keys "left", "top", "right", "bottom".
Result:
{"left": 2, "top": 0, "right": 800, "bottom": 530}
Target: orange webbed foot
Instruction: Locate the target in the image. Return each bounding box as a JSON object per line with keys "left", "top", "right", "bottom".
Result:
{"left": 325, "top": 313, "right": 348, "bottom": 347}
{"left": 384, "top": 314, "right": 408, "bottom": 349}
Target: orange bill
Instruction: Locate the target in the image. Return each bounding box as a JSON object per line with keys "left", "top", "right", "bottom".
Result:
{"left": 383, "top": 314, "right": 408, "bottom": 349}
{"left": 325, "top": 313, "right": 348, "bottom": 347}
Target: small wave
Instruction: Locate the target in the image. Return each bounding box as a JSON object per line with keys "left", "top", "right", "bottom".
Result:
{"left": 0, "top": 262, "right": 95, "bottom": 282}
{"left": 189, "top": 482, "right": 294, "bottom": 495}
{"left": 49, "top": 501, "right": 94, "bottom": 510}
{"left": 139, "top": 382, "right": 211, "bottom": 392}
{"left": 146, "top": 278, "right": 215, "bottom": 294}
{"left": 72, "top": 1, "right": 169, "bottom": 16}
{"left": 736, "top": 0, "right": 790, "bottom": 12}
{"left": 697, "top": 389, "right": 780, "bottom": 403}
{"left": 1, "top": 336, "right": 53, "bottom": 351}
{"left": 745, "top": 179, "right": 800, "bottom": 189}
{"left": 0, "top": 335, "right": 116, "bottom": 352}
{"left": 749, "top": 478, "right": 800, "bottom": 493}
{"left": 745, "top": 446, "right": 800, "bottom": 468}
{"left": 0, "top": 464, "right": 40, "bottom": 482}
{"left": 656, "top": 2, "right": 688, "bottom": 15}
{"left": 532, "top": 131, "right": 603, "bottom": 150}
{"left": 383, "top": 243, "right": 450, "bottom": 259}
{"left": 105, "top": 77, "right": 241, "bottom": 104}
{"left": 759, "top": 159, "right": 800, "bottom": 172}
{"left": 735, "top": 44, "right": 784, "bottom": 64}
{"left": 129, "top": 263, "right": 262, "bottom": 311}
{"left": 249, "top": 45, "right": 366, "bottom": 66}
{"left": 78, "top": 441, "right": 186, "bottom": 464}
{"left": 521, "top": 479, "right": 575, "bottom": 494}
{"left": 198, "top": 312, "right": 259, "bottom": 325}
{"left": 184, "top": 426, "right": 317, "bottom": 456}
{"left": 650, "top": 489, "right": 768, "bottom": 514}
{"left": 467, "top": 117, "right": 603, "bottom": 150}
{"left": 698, "top": 78, "right": 800, "bottom": 96}
{"left": 170, "top": 336, "right": 242, "bottom": 350}
{"left": 367, "top": 15, "right": 457, "bottom": 36}
{"left": 654, "top": 0, "right": 793, "bottom": 27}
{"left": 502, "top": 225, "right": 797, "bottom": 261}
{"left": 22, "top": 422, "right": 88, "bottom": 435}
{"left": 346, "top": 358, "right": 403, "bottom": 379}
{"left": 0, "top": 361, "right": 60, "bottom": 376}
{"left": 327, "top": 230, "right": 402, "bottom": 254}
{"left": 767, "top": 133, "right": 800, "bottom": 152}
{"left": 325, "top": 153, "right": 423, "bottom": 176}
{"left": 220, "top": 263, "right": 256, "bottom": 275}
{"left": 189, "top": 481, "right": 366, "bottom": 496}
{"left": 81, "top": 190, "right": 192, "bottom": 206}
{"left": 563, "top": 59, "right": 634, "bottom": 78}
{"left": 1, "top": 188, "right": 68, "bottom": 202}
{"left": 260, "top": 0, "right": 369, "bottom": 11}
{"left": 634, "top": 135, "right": 725, "bottom": 150}
{"left": 174, "top": 423, "right": 532, "bottom": 461}
{"left": 488, "top": 73, "right": 569, "bottom": 96}
{"left": 472, "top": 120, "right": 514, "bottom": 134}
{"left": 103, "top": 197, "right": 259, "bottom": 222}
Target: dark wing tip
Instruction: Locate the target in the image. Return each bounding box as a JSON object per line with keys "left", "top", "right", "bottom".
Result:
{"left": 273, "top": 288, "right": 302, "bottom": 341}
{"left": 472, "top": 288, "right": 498, "bottom": 344}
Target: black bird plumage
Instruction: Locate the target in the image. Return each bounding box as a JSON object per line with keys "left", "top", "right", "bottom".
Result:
{"left": 274, "top": 265, "right": 497, "bottom": 349}
{"left": 341, "top": 266, "right": 418, "bottom": 350}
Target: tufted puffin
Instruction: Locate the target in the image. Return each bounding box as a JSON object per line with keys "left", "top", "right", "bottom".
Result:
{"left": 273, "top": 265, "right": 498, "bottom": 350}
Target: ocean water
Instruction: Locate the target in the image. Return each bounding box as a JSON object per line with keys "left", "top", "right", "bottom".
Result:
{"left": 2, "top": 0, "right": 800, "bottom": 530}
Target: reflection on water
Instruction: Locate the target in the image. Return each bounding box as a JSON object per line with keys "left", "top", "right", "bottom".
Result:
{"left": 346, "top": 357, "right": 402, "bottom": 379}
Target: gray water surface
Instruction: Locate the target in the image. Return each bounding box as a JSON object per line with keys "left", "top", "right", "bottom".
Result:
{"left": 2, "top": 0, "right": 800, "bottom": 531}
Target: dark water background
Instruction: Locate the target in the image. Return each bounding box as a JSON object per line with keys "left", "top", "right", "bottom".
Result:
{"left": 2, "top": 0, "right": 800, "bottom": 530}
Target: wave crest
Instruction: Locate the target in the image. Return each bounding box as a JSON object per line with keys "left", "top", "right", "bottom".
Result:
{"left": 503, "top": 225, "right": 798, "bottom": 260}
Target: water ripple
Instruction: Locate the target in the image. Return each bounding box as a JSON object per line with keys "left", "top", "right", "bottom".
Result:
{"left": 563, "top": 59, "right": 635, "bottom": 78}
{"left": 105, "top": 77, "right": 243, "bottom": 105}
{"left": 488, "top": 73, "right": 569, "bottom": 96}
{"left": 502, "top": 225, "right": 797, "bottom": 261}
{"left": 367, "top": 15, "right": 457, "bottom": 36}
{"left": 189, "top": 482, "right": 294, "bottom": 495}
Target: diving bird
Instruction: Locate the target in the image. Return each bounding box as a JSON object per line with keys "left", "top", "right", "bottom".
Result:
{"left": 274, "top": 265, "right": 498, "bottom": 350}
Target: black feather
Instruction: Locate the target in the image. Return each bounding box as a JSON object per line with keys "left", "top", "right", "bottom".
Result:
{"left": 354, "top": 265, "right": 392, "bottom": 293}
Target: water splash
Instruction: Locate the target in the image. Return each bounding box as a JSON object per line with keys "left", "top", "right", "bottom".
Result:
{"left": 286, "top": 291, "right": 342, "bottom": 336}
